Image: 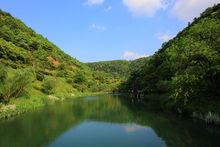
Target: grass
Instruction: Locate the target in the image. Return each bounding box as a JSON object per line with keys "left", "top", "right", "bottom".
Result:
{"left": 0, "top": 73, "right": 106, "bottom": 120}
{"left": 0, "top": 89, "right": 105, "bottom": 120}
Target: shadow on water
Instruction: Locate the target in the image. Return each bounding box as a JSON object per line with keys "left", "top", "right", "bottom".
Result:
{"left": 0, "top": 94, "right": 219, "bottom": 147}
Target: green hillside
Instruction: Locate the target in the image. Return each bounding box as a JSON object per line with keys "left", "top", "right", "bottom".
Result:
{"left": 120, "top": 4, "right": 220, "bottom": 122}
{"left": 86, "top": 60, "right": 131, "bottom": 92}
{"left": 86, "top": 58, "right": 150, "bottom": 92}
{"left": 0, "top": 9, "right": 118, "bottom": 117}
{"left": 87, "top": 60, "right": 130, "bottom": 77}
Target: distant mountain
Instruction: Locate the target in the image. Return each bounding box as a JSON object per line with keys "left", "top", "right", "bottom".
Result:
{"left": 86, "top": 60, "right": 131, "bottom": 77}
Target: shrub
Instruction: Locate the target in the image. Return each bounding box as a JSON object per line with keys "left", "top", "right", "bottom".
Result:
{"left": 170, "top": 73, "right": 200, "bottom": 107}
{"left": 42, "top": 77, "right": 56, "bottom": 94}
{"left": 72, "top": 83, "right": 87, "bottom": 92}
{"left": 74, "top": 71, "right": 87, "bottom": 84}
{"left": 56, "top": 70, "right": 66, "bottom": 77}
{"left": 0, "top": 68, "right": 34, "bottom": 102}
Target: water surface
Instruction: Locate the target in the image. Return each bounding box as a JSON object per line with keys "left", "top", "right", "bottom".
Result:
{"left": 0, "top": 94, "right": 219, "bottom": 147}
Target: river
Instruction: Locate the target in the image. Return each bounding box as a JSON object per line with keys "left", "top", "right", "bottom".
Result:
{"left": 0, "top": 94, "right": 219, "bottom": 147}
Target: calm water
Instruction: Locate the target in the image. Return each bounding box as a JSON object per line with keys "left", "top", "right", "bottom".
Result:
{"left": 0, "top": 94, "right": 220, "bottom": 147}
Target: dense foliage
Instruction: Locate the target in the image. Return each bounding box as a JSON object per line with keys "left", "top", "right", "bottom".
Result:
{"left": 0, "top": 65, "right": 34, "bottom": 102}
{"left": 0, "top": 9, "right": 121, "bottom": 101}
{"left": 86, "top": 60, "right": 132, "bottom": 91}
{"left": 42, "top": 77, "right": 56, "bottom": 95}
{"left": 87, "top": 60, "right": 130, "bottom": 77}
{"left": 120, "top": 4, "right": 220, "bottom": 116}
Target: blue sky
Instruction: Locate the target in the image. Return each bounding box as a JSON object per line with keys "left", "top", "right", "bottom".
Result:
{"left": 0, "top": 0, "right": 219, "bottom": 62}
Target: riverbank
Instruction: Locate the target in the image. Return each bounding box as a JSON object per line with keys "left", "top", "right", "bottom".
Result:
{"left": 0, "top": 92, "right": 106, "bottom": 120}
{"left": 123, "top": 93, "right": 220, "bottom": 125}
{"left": 0, "top": 65, "right": 109, "bottom": 120}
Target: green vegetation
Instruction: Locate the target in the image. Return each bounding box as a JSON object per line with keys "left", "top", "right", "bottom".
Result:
{"left": 0, "top": 9, "right": 109, "bottom": 119}
{"left": 119, "top": 4, "right": 220, "bottom": 123}
{"left": 0, "top": 4, "right": 220, "bottom": 125}
{"left": 0, "top": 8, "right": 118, "bottom": 94}
{"left": 0, "top": 65, "right": 34, "bottom": 103}
{"left": 86, "top": 60, "right": 131, "bottom": 92}
{"left": 87, "top": 60, "right": 130, "bottom": 77}
{"left": 42, "top": 77, "right": 56, "bottom": 95}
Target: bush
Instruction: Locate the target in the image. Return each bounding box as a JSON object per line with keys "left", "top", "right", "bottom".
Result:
{"left": 56, "top": 70, "right": 66, "bottom": 77}
{"left": 170, "top": 71, "right": 203, "bottom": 110}
{"left": 72, "top": 83, "right": 87, "bottom": 92}
{"left": 0, "top": 68, "right": 34, "bottom": 102}
{"left": 74, "top": 71, "right": 87, "bottom": 84}
{"left": 42, "top": 77, "right": 56, "bottom": 94}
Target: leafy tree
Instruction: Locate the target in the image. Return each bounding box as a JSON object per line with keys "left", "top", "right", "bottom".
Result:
{"left": 74, "top": 71, "right": 87, "bottom": 84}
{"left": 0, "top": 68, "right": 34, "bottom": 102}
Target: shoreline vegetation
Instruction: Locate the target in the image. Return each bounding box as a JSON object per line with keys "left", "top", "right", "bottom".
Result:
{"left": 0, "top": 92, "right": 106, "bottom": 120}
{"left": 126, "top": 93, "right": 220, "bottom": 125}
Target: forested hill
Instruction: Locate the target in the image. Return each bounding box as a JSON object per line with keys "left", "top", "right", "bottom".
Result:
{"left": 0, "top": 9, "right": 100, "bottom": 95}
{"left": 86, "top": 58, "right": 150, "bottom": 79}
{"left": 0, "top": 9, "right": 83, "bottom": 73}
{"left": 86, "top": 60, "right": 130, "bottom": 77}
{"left": 120, "top": 4, "right": 220, "bottom": 120}
{"left": 0, "top": 9, "right": 122, "bottom": 105}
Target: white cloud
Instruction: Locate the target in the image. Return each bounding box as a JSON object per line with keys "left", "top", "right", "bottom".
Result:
{"left": 105, "top": 6, "right": 113, "bottom": 12}
{"left": 122, "top": 0, "right": 168, "bottom": 17}
{"left": 90, "top": 24, "right": 106, "bottom": 31}
{"left": 171, "top": 0, "right": 220, "bottom": 21}
{"left": 156, "top": 32, "right": 174, "bottom": 42}
{"left": 124, "top": 124, "right": 148, "bottom": 133}
{"left": 122, "top": 51, "right": 147, "bottom": 60}
{"left": 85, "top": 0, "right": 105, "bottom": 6}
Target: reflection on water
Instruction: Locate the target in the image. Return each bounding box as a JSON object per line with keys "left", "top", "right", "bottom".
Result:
{"left": 51, "top": 122, "right": 166, "bottom": 147}
{"left": 0, "top": 94, "right": 219, "bottom": 147}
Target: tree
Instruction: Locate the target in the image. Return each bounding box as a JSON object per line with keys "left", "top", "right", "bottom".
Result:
{"left": 74, "top": 71, "right": 87, "bottom": 84}
{"left": 0, "top": 68, "right": 34, "bottom": 102}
